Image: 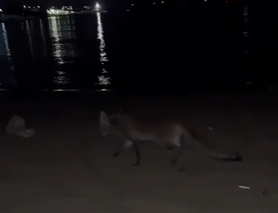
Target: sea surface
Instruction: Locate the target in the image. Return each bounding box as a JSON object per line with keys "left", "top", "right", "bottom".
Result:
{"left": 0, "top": 2, "right": 276, "bottom": 94}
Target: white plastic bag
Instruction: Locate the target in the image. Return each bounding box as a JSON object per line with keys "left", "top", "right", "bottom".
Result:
{"left": 5, "top": 115, "right": 35, "bottom": 138}
{"left": 16, "top": 128, "right": 36, "bottom": 138}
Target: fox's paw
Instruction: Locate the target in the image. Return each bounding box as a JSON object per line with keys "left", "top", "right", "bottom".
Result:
{"left": 178, "top": 166, "right": 186, "bottom": 172}
{"left": 233, "top": 152, "right": 243, "bottom": 161}
{"left": 112, "top": 151, "right": 121, "bottom": 157}
{"left": 170, "top": 158, "right": 178, "bottom": 164}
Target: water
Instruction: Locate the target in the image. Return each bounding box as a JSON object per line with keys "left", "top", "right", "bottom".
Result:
{"left": 0, "top": 2, "right": 275, "bottom": 94}
{"left": 1, "top": 14, "right": 112, "bottom": 92}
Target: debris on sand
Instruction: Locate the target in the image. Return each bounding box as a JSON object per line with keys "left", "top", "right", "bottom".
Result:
{"left": 208, "top": 126, "right": 213, "bottom": 131}
{"left": 238, "top": 185, "right": 251, "bottom": 190}
{"left": 16, "top": 128, "right": 36, "bottom": 138}
{"left": 5, "top": 115, "right": 35, "bottom": 138}
{"left": 262, "top": 189, "right": 272, "bottom": 195}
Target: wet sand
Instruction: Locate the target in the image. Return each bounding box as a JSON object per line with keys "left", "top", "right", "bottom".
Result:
{"left": 0, "top": 93, "right": 278, "bottom": 212}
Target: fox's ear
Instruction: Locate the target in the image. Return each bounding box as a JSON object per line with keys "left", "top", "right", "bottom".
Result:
{"left": 100, "top": 111, "right": 110, "bottom": 126}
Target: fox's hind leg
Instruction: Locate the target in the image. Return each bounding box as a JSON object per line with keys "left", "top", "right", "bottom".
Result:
{"left": 169, "top": 136, "right": 183, "bottom": 165}
{"left": 113, "top": 140, "right": 133, "bottom": 157}
{"left": 131, "top": 140, "right": 141, "bottom": 166}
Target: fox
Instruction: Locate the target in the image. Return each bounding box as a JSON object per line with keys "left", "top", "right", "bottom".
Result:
{"left": 99, "top": 110, "right": 242, "bottom": 168}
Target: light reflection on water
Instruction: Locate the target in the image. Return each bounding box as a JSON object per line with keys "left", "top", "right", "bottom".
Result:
{"left": 0, "top": 23, "right": 16, "bottom": 87}
{"left": 96, "top": 12, "right": 111, "bottom": 87}
{"left": 242, "top": 5, "right": 249, "bottom": 55}
{"left": 48, "top": 16, "right": 76, "bottom": 64}
{"left": 0, "top": 13, "right": 113, "bottom": 91}
{"left": 0, "top": 23, "right": 12, "bottom": 63}
{"left": 25, "top": 21, "right": 35, "bottom": 57}
{"left": 242, "top": 6, "right": 249, "bottom": 38}
{"left": 39, "top": 19, "right": 47, "bottom": 57}
{"left": 48, "top": 16, "right": 76, "bottom": 86}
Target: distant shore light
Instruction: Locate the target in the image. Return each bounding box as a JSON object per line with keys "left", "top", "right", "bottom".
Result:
{"left": 95, "top": 2, "right": 101, "bottom": 10}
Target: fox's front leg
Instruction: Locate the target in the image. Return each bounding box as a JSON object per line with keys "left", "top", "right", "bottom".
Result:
{"left": 112, "top": 139, "right": 141, "bottom": 166}
{"left": 132, "top": 140, "right": 141, "bottom": 166}
{"left": 170, "top": 146, "right": 183, "bottom": 165}
{"left": 113, "top": 140, "right": 133, "bottom": 157}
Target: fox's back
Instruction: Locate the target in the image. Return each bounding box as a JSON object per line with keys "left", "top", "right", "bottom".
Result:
{"left": 118, "top": 113, "right": 185, "bottom": 142}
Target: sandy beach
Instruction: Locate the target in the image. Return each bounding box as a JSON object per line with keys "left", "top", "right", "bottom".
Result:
{"left": 0, "top": 93, "right": 278, "bottom": 212}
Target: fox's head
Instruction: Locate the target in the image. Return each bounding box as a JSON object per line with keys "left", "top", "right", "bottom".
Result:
{"left": 99, "top": 110, "right": 122, "bottom": 136}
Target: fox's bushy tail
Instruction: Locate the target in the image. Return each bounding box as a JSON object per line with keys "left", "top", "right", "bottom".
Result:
{"left": 187, "top": 129, "right": 242, "bottom": 161}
